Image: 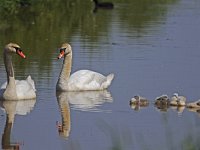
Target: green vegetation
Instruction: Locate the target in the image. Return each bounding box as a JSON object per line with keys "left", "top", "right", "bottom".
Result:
{"left": 0, "top": 0, "right": 178, "bottom": 76}
{"left": 0, "top": 0, "right": 32, "bottom": 14}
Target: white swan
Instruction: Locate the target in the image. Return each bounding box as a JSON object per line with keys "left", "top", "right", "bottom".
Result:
{"left": 0, "top": 43, "right": 36, "bottom": 100}
{"left": 56, "top": 43, "right": 114, "bottom": 91}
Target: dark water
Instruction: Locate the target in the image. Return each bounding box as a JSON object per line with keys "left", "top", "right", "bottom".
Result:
{"left": 0, "top": 0, "right": 200, "bottom": 149}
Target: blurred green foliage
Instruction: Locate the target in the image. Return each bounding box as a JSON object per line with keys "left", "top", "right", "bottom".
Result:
{"left": 0, "top": 0, "right": 32, "bottom": 14}
{"left": 0, "top": 0, "right": 177, "bottom": 76}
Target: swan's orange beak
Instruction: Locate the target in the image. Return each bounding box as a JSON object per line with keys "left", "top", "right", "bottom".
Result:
{"left": 57, "top": 50, "right": 65, "bottom": 59}
{"left": 17, "top": 49, "right": 26, "bottom": 59}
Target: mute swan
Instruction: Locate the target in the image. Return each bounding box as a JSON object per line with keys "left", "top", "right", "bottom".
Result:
{"left": 56, "top": 43, "right": 114, "bottom": 91}
{"left": 0, "top": 43, "right": 36, "bottom": 100}
{"left": 170, "top": 93, "right": 186, "bottom": 106}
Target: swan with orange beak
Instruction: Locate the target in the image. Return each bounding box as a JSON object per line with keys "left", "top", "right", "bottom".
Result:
{"left": 56, "top": 43, "right": 114, "bottom": 91}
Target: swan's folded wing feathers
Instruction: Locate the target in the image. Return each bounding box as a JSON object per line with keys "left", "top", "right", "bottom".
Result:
{"left": 15, "top": 77, "right": 36, "bottom": 99}
{"left": 69, "top": 70, "right": 96, "bottom": 90}
{"left": 0, "top": 76, "right": 35, "bottom": 91}
{"left": 16, "top": 80, "right": 32, "bottom": 93}
{"left": 26, "top": 75, "right": 36, "bottom": 91}
{"left": 101, "top": 73, "right": 114, "bottom": 89}
{"left": 68, "top": 70, "right": 107, "bottom": 90}
{"left": 69, "top": 70, "right": 102, "bottom": 84}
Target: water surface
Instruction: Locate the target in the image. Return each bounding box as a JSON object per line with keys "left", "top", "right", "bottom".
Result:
{"left": 0, "top": 0, "right": 200, "bottom": 149}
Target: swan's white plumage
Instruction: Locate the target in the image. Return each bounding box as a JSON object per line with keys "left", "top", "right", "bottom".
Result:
{"left": 57, "top": 70, "right": 114, "bottom": 91}
{"left": 0, "top": 75, "right": 36, "bottom": 100}
{"left": 68, "top": 70, "right": 114, "bottom": 91}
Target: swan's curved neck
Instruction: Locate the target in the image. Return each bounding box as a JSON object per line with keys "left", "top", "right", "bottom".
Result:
{"left": 3, "top": 51, "right": 17, "bottom": 99}
{"left": 58, "top": 53, "right": 72, "bottom": 82}
{"left": 4, "top": 52, "right": 15, "bottom": 82}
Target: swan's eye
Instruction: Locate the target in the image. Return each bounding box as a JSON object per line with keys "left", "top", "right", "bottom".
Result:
{"left": 13, "top": 46, "right": 22, "bottom": 52}
{"left": 60, "top": 48, "right": 66, "bottom": 53}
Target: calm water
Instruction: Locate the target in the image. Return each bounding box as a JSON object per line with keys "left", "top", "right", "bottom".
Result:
{"left": 0, "top": 0, "right": 200, "bottom": 149}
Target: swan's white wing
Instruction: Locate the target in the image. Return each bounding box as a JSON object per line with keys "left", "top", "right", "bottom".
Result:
{"left": 26, "top": 75, "right": 36, "bottom": 91}
{"left": 0, "top": 76, "right": 36, "bottom": 99}
{"left": 16, "top": 76, "right": 36, "bottom": 99}
{"left": 68, "top": 70, "right": 107, "bottom": 90}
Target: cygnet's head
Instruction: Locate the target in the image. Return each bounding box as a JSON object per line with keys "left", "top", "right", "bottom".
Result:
{"left": 173, "top": 93, "right": 179, "bottom": 98}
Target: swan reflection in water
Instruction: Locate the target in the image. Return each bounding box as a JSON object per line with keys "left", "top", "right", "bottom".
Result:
{"left": 56, "top": 90, "right": 113, "bottom": 138}
{"left": 0, "top": 99, "right": 36, "bottom": 150}
{"left": 56, "top": 92, "right": 71, "bottom": 139}
{"left": 67, "top": 90, "right": 113, "bottom": 112}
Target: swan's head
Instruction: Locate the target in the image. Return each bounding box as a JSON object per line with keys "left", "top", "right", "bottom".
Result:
{"left": 57, "top": 43, "right": 72, "bottom": 59}
{"left": 4, "top": 43, "right": 26, "bottom": 58}
{"left": 133, "top": 95, "right": 140, "bottom": 101}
